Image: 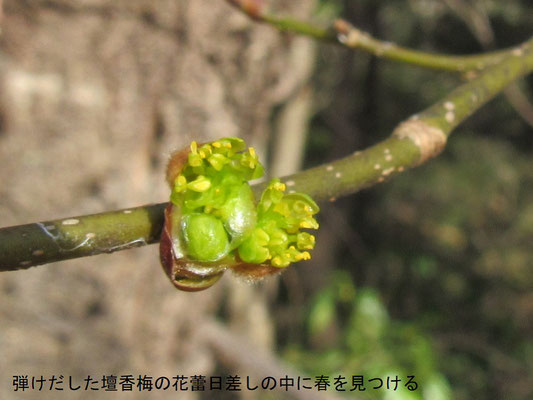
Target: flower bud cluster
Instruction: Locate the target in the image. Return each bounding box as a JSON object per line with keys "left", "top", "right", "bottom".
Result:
{"left": 166, "top": 137, "right": 319, "bottom": 271}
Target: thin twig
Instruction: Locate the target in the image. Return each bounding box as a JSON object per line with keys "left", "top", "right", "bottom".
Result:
{"left": 225, "top": 0, "right": 528, "bottom": 73}
{"left": 503, "top": 83, "right": 533, "bottom": 128}
{"left": 334, "top": 19, "right": 513, "bottom": 73}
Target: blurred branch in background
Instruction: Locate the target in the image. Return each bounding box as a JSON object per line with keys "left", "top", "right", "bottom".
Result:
{"left": 440, "top": 0, "right": 494, "bottom": 47}
{"left": 201, "top": 318, "right": 351, "bottom": 400}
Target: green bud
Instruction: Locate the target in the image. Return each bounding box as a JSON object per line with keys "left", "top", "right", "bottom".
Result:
{"left": 187, "top": 175, "right": 212, "bottom": 192}
{"left": 238, "top": 228, "right": 270, "bottom": 264}
{"left": 219, "top": 183, "right": 257, "bottom": 248}
{"left": 208, "top": 153, "right": 229, "bottom": 171}
{"left": 297, "top": 232, "right": 315, "bottom": 250}
{"left": 181, "top": 213, "right": 230, "bottom": 262}
{"left": 188, "top": 152, "right": 203, "bottom": 167}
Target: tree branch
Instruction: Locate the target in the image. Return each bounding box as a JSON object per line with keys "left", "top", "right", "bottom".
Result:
{"left": 2, "top": 37, "right": 532, "bottom": 272}
{"left": 226, "top": 0, "right": 529, "bottom": 73}
{"left": 0, "top": 203, "right": 166, "bottom": 271}
{"left": 334, "top": 19, "right": 512, "bottom": 73}
{"left": 440, "top": 0, "right": 533, "bottom": 128}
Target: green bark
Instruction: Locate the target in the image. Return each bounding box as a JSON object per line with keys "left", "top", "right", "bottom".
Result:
{"left": 0, "top": 204, "right": 166, "bottom": 271}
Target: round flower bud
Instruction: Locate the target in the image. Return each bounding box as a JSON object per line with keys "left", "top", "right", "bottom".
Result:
{"left": 181, "top": 213, "right": 230, "bottom": 262}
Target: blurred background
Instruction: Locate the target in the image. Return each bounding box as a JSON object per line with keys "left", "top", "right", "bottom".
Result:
{"left": 0, "top": 0, "right": 532, "bottom": 399}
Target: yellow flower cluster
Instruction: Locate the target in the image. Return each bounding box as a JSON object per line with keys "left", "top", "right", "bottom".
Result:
{"left": 238, "top": 179, "right": 319, "bottom": 267}
{"left": 167, "top": 137, "right": 319, "bottom": 268}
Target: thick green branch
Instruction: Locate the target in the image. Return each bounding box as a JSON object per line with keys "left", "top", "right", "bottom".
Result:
{"left": 226, "top": 0, "right": 529, "bottom": 73}
{"left": 2, "top": 38, "right": 532, "bottom": 272}
{"left": 0, "top": 204, "right": 167, "bottom": 271}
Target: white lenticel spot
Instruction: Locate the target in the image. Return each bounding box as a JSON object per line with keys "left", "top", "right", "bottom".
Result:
{"left": 123, "top": 210, "right": 133, "bottom": 214}
{"left": 32, "top": 250, "right": 44, "bottom": 256}
{"left": 335, "top": 172, "right": 342, "bottom": 178}
{"left": 444, "top": 101, "right": 455, "bottom": 110}
{"left": 326, "top": 165, "right": 334, "bottom": 172}
{"left": 86, "top": 233, "right": 96, "bottom": 239}
{"left": 20, "top": 261, "right": 31, "bottom": 266}
{"left": 337, "top": 34, "right": 348, "bottom": 44}
{"left": 385, "top": 154, "right": 393, "bottom": 162}
{"left": 285, "top": 180, "right": 295, "bottom": 187}
{"left": 374, "top": 164, "right": 381, "bottom": 170}
{"left": 445, "top": 111, "right": 455, "bottom": 123}
{"left": 62, "top": 218, "right": 80, "bottom": 225}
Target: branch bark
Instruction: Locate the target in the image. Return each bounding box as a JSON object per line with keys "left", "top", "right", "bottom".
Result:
{"left": 440, "top": 0, "right": 533, "bottom": 128}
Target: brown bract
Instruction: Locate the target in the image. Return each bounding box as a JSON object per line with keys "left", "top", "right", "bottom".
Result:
{"left": 166, "top": 146, "right": 192, "bottom": 188}
{"left": 231, "top": 262, "right": 282, "bottom": 282}
{"left": 160, "top": 204, "right": 226, "bottom": 291}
